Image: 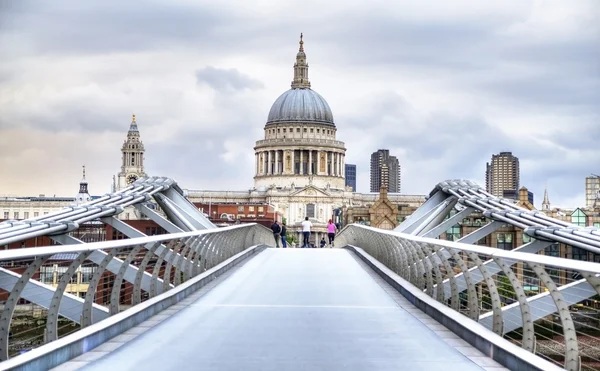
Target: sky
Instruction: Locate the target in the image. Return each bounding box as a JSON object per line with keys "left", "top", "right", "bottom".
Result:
{"left": 0, "top": 0, "right": 598, "bottom": 209}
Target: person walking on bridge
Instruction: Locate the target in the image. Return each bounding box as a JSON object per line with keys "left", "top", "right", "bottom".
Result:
{"left": 271, "top": 220, "right": 282, "bottom": 248}
{"left": 280, "top": 222, "right": 287, "bottom": 248}
{"left": 301, "top": 217, "right": 312, "bottom": 248}
{"left": 327, "top": 219, "right": 337, "bottom": 248}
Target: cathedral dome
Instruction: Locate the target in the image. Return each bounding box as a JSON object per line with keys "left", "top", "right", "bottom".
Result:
{"left": 266, "top": 33, "right": 335, "bottom": 127}
{"left": 267, "top": 88, "right": 334, "bottom": 125}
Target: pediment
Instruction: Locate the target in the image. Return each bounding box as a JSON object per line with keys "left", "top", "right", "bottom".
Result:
{"left": 289, "top": 185, "right": 331, "bottom": 198}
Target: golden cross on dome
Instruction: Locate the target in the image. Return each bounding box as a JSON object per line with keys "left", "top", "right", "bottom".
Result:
{"left": 132, "top": 114, "right": 136, "bottom": 123}
{"left": 299, "top": 33, "right": 304, "bottom": 52}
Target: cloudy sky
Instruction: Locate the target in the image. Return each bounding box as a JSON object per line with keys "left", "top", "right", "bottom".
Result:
{"left": 0, "top": 0, "right": 598, "bottom": 208}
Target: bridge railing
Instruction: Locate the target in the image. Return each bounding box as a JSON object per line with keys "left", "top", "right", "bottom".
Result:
{"left": 338, "top": 224, "right": 600, "bottom": 371}
{"left": 0, "top": 223, "right": 272, "bottom": 362}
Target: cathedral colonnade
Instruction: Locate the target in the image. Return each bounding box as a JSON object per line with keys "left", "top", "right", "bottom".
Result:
{"left": 255, "top": 149, "right": 345, "bottom": 178}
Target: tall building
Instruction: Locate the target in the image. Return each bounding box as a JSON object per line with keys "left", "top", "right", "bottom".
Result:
{"left": 116, "top": 114, "right": 146, "bottom": 191}
{"left": 370, "top": 150, "right": 401, "bottom": 193}
{"left": 345, "top": 164, "right": 356, "bottom": 191}
{"left": 253, "top": 33, "right": 346, "bottom": 191}
{"left": 485, "top": 152, "right": 520, "bottom": 198}
{"left": 186, "top": 35, "right": 425, "bottom": 239}
{"left": 585, "top": 175, "right": 600, "bottom": 209}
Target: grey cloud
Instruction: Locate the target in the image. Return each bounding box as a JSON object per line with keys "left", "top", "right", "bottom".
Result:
{"left": 0, "top": 0, "right": 598, "bottom": 208}
{"left": 196, "top": 67, "right": 264, "bottom": 93}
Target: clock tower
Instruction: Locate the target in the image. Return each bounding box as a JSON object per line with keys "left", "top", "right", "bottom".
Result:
{"left": 117, "top": 114, "right": 146, "bottom": 190}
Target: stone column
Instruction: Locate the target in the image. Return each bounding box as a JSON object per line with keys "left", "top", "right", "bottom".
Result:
{"left": 308, "top": 150, "right": 313, "bottom": 175}
{"left": 267, "top": 151, "right": 272, "bottom": 175}
{"left": 333, "top": 153, "right": 337, "bottom": 176}
{"left": 275, "top": 150, "right": 279, "bottom": 175}
{"left": 291, "top": 149, "right": 295, "bottom": 174}
{"left": 300, "top": 150, "right": 304, "bottom": 175}
{"left": 341, "top": 154, "right": 345, "bottom": 177}
{"left": 316, "top": 150, "right": 320, "bottom": 175}
{"left": 255, "top": 153, "right": 259, "bottom": 176}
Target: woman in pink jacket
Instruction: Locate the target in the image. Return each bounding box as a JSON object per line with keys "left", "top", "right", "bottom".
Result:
{"left": 327, "top": 219, "right": 337, "bottom": 248}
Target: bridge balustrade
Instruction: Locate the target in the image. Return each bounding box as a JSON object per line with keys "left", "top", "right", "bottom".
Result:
{"left": 0, "top": 223, "right": 272, "bottom": 363}
{"left": 338, "top": 224, "right": 600, "bottom": 371}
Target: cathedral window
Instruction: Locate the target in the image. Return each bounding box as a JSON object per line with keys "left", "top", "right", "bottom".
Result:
{"left": 303, "top": 128, "right": 307, "bottom": 132}
{"left": 317, "top": 129, "right": 320, "bottom": 133}
{"left": 34, "top": 212, "right": 39, "bottom": 217}
{"left": 283, "top": 128, "right": 286, "bottom": 133}
{"left": 13, "top": 212, "right": 19, "bottom": 220}
{"left": 277, "top": 129, "right": 280, "bottom": 133}
{"left": 24, "top": 212, "right": 29, "bottom": 219}
{"left": 2, "top": 212, "right": 8, "bottom": 219}
{"left": 306, "top": 204, "right": 315, "bottom": 218}
{"left": 310, "top": 128, "right": 313, "bottom": 133}
{"left": 296, "top": 128, "right": 300, "bottom": 132}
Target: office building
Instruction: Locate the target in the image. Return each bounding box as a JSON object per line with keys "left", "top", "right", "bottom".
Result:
{"left": 345, "top": 164, "right": 356, "bottom": 191}
{"left": 370, "top": 149, "right": 401, "bottom": 193}
{"left": 485, "top": 152, "right": 520, "bottom": 198}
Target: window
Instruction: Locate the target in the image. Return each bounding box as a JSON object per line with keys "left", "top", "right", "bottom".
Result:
{"left": 571, "top": 209, "right": 587, "bottom": 227}
{"left": 24, "top": 212, "right": 29, "bottom": 219}
{"left": 283, "top": 129, "right": 286, "bottom": 133}
{"left": 522, "top": 233, "right": 531, "bottom": 243}
{"left": 496, "top": 233, "right": 513, "bottom": 250}
{"left": 277, "top": 129, "right": 280, "bottom": 133}
{"left": 303, "top": 128, "right": 307, "bottom": 132}
{"left": 2, "top": 212, "right": 7, "bottom": 219}
{"left": 310, "top": 128, "right": 314, "bottom": 133}
{"left": 594, "top": 222, "right": 600, "bottom": 228}
{"left": 258, "top": 206, "right": 264, "bottom": 212}
{"left": 545, "top": 243, "right": 560, "bottom": 257}
{"left": 34, "top": 212, "right": 39, "bottom": 217}
{"left": 544, "top": 243, "right": 560, "bottom": 283}
{"left": 44, "top": 212, "right": 48, "bottom": 215}
{"left": 39, "top": 266, "right": 55, "bottom": 284}
{"left": 80, "top": 267, "right": 94, "bottom": 283}
{"left": 237, "top": 206, "right": 245, "bottom": 212}
{"left": 317, "top": 129, "right": 320, "bottom": 133}
{"left": 572, "top": 247, "right": 588, "bottom": 261}
{"left": 13, "top": 212, "right": 19, "bottom": 220}
{"left": 306, "top": 203, "right": 315, "bottom": 218}
{"left": 296, "top": 128, "right": 300, "bottom": 132}
{"left": 249, "top": 206, "right": 254, "bottom": 212}
{"left": 445, "top": 225, "right": 461, "bottom": 241}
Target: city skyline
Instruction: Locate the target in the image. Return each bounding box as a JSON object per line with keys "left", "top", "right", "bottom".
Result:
{"left": 0, "top": 1, "right": 598, "bottom": 209}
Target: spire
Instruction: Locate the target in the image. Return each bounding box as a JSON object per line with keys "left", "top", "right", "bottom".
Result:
{"left": 291, "top": 33, "right": 311, "bottom": 89}
{"left": 128, "top": 113, "right": 139, "bottom": 134}
{"left": 75, "top": 165, "right": 91, "bottom": 205}
{"left": 542, "top": 184, "right": 551, "bottom": 212}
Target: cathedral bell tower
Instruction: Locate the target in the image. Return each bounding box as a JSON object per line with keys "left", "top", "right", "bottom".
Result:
{"left": 117, "top": 114, "right": 146, "bottom": 190}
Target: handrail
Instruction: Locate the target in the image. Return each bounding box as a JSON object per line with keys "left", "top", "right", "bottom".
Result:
{"left": 351, "top": 224, "right": 600, "bottom": 273}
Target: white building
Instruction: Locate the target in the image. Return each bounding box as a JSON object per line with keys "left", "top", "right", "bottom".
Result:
{"left": 186, "top": 35, "right": 425, "bottom": 243}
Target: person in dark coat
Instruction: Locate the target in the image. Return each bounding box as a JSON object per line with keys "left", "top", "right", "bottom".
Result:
{"left": 280, "top": 223, "right": 288, "bottom": 248}
{"left": 271, "top": 221, "right": 281, "bottom": 248}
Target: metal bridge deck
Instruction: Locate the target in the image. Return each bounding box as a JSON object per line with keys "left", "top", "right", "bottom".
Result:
{"left": 64, "top": 249, "right": 506, "bottom": 371}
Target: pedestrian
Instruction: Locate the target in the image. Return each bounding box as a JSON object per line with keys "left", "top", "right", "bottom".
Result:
{"left": 320, "top": 237, "right": 326, "bottom": 248}
{"left": 327, "top": 219, "right": 337, "bottom": 248}
{"left": 271, "top": 220, "right": 281, "bottom": 248}
{"left": 301, "top": 216, "right": 312, "bottom": 248}
{"left": 280, "top": 222, "right": 287, "bottom": 248}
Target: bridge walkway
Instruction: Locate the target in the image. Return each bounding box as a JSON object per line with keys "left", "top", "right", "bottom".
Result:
{"left": 54, "top": 249, "right": 508, "bottom": 371}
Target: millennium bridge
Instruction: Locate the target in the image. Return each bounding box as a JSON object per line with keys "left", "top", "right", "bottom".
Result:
{"left": 0, "top": 177, "right": 599, "bottom": 370}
